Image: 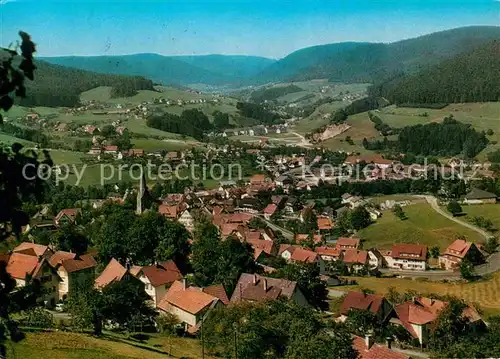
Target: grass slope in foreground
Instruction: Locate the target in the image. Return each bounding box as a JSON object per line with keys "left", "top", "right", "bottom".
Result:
{"left": 8, "top": 331, "right": 215, "bottom": 359}
{"left": 357, "top": 203, "right": 484, "bottom": 250}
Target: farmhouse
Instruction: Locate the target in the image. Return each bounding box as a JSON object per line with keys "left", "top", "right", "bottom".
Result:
{"left": 157, "top": 279, "right": 222, "bottom": 334}
{"left": 95, "top": 258, "right": 141, "bottom": 289}
{"left": 463, "top": 188, "right": 497, "bottom": 204}
{"left": 438, "top": 239, "right": 484, "bottom": 270}
{"left": 54, "top": 208, "right": 82, "bottom": 226}
{"left": 48, "top": 252, "right": 97, "bottom": 300}
{"left": 231, "top": 273, "right": 309, "bottom": 307}
{"left": 130, "top": 261, "right": 183, "bottom": 306}
{"left": 391, "top": 297, "right": 483, "bottom": 345}
{"left": 336, "top": 237, "right": 360, "bottom": 251}
{"left": 315, "top": 246, "right": 343, "bottom": 261}
{"left": 383, "top": 244, "right": 428, "bottom": 271}
{"left": 339, "top": 291, "right": 393, "bottom": 323}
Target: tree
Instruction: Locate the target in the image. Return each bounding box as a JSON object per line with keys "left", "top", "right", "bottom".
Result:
{"left": 447, "top": 200, "right": 462, "bottom": 217}
{"left": 215, "top": 237, "right": 255, "bottom": 294}
{"left": 1, "top": 32, "right": 46, "bottom": 358}
{"left": 101, "top": 280, "right": 157, "bottom": 331}
{"left": 191, "top": 221, "right": 222, "bottom": 287}
{"left": 213, "top": 111, "right": 230, "bottom": 129}
{"left": 345, "top": 309, "right": 378, "bottom": 336}
{"left": 203, "top": 300, "right": 357, "bottom": 359}
{"left": 99, "top": 124, "right": 116, "bottom": 138}
{"left": 429, "top": 246, "right": 440, "bottom": 259}
{"left": 271, "top": 263, "right": 329, "bottom": 310}
{"left": 392, "top": 204, "right": 407, "bottom": 220}
{"left": 349, "top": 206, "right": 372, "bottom": 231}
{"left": 459, "top": 259, "right": 475, "bottom": 280}
{"left": 51, "top": 223, "right": 89, "bottom": 255}
{"left": 484, "top": 237, "right": 498, "bottom": 254}
{"left": 429, "top": 298, "right": 470, "bottom": 351}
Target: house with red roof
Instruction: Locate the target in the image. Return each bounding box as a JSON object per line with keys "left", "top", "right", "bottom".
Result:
{"left": 103, "top": 145, "right": 118, "bottom": 154}
{"left": 339, "top": 291, "right": 394, "bottom": 323}
{"left": 336, "top": 237, "right": 360, "bottom": 251}
{"left": 279, "top": 245, "right": 325, "bottom": 273}
{"left": 48, "top": 251, "right": 97, "bottom": 300}
{"left": 342, "top": 249, "right": 369, "bottom": 272}
{"left": 296, "top": 233, "right": 323, "bottom": 245}
{"left": 384, "top": 244, "right": 428, "bottom": 271}
{"left": 13, "top": 242, "right": 54, "bottom": 259}
{"left": 390, "top": 297, "right": 484, "bottom": 345}
{"left": 315, "top": 246, "right": 343, "bottom": 261}
{"left": 245, "top": 238, "right": 278, "bottom": 261}
{"left": 438, "top": 239, "right": 484, "bottom": 270}
{"left": 131, "top": 261, "right": 183, "bottom": 305}
{"left": 317, "top": 216, "right": 334, "bottom": 232}
{"left": 157, "top": 279, "right": 223, "bottom": 334}
{"left": 231, "top": 273, "right": 309, "bottom": 307}
{"left": 54, "top": 208, "right": 82, "bottom": 227}
{"left": 6, "top": 252, "right": 60, "bottom": 306}
{"left": 95, "top": 258, "right": 142, "bottom": 289}
{"left": 263, "top": 203, "right": 278, "bottom": 220}
{"left": 352, "top": 335, "right": 410, "bottom": 359}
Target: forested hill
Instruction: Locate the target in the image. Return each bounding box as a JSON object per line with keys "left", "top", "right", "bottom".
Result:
{"left": 40, "top": 54, "right": 275, "bottom": 86}
{"left": 253, "top": 26, "right": 500, "bottom": 84}
{"left": 21, "top": 60, "right": 155, "bottom": 107}
{"left": 369, "top": 40, "right": 500, "bottom": 105}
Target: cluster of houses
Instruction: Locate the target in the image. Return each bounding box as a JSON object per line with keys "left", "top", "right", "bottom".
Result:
{"left": 338, "top": 290, "right": 484, "bottom": 347}
{"left": 217, "top": 123, "right": 289, "bottom": 138}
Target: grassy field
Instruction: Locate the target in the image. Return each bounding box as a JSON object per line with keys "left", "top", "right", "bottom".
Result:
{"left": 131, "top": 138, "right": 190, "bottom": 152}
{"left": 0, "top": 133, "right": 35, "bottom": 146}
{"left": 358, "top": 203, "right": 484, "bottom": 249}
{"left": 461, "top": 204, "right": 500, "bottom": 230}
{"left": 43, "top": 149, "right": 86, "bottom": 165}
{"left": 320, "top": 111, "right": 382, "bottom": 154}
{"left": 338, "top": 271, "right": 500, "bottom": 317}
{"left": 7, "top": 331, "right": 214, "bottom": 359}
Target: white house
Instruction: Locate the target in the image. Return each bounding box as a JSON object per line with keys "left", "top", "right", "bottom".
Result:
{"left": 383, "top": 244, "right": 427, "bottom": 271}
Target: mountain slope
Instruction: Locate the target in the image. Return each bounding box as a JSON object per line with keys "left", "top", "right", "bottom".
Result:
{"left": 41, "top": 54, "right": 275, "bottom": 86}
{"left": 173, "top": 54, "right": 275, "bottom": 79}
{"left": 368, "top": 40, "right": 500, "bottom": 105}
{"left": 255, "top": 26, "right": 500, "bottom": 84}
{"left": 21, "top": 60, "right": 155, "bottom": 107}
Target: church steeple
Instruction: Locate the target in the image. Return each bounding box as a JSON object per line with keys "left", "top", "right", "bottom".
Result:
{"left": 136, "top": 169, "right": 147, "bottom": 215}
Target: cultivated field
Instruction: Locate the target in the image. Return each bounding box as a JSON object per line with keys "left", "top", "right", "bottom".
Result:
{"left": 358, "top": 203, "right": 484, "bottom": 249}
{"left": 338, "top": 271, "right": 500, "bottom": 318}
{"left": 7, "top": 331, "right": 215, "bottom": 359}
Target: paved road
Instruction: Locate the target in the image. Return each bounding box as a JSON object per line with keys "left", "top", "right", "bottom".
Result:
{"left": 256, "top": 215, "right": 294, "bottom": 240}
{"left": 380, "top": 268, "right": 460, "bottom": 280}
{"left": 419, "top": 195, "right": 492, "bottom": 240}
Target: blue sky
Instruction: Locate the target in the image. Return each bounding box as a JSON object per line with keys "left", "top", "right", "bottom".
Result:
{"left": 1, "top": 0, "right": 499, "bottom": 58}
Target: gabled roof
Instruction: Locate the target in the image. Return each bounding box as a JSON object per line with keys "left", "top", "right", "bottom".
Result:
{"left": 465, "top": 188, "right": 497, "bottom": 200}
{"left": 341, "top": 291, "right": 385, "bottom": 316}
{"left": 263, "top": 203, "right": 278, "bottom": 216}
{"left": 158, "top": 204, "right": 180, "bottom": 219}
{"left": 343, "top": 249, "right": 368, "bottom": 265}
{"left": 6, "top": 253, "right": 42, "bottom": 280}
{"left": 352, "top": 336, "right": 409, "bottom": 359}
{"left": 279, "top": 245, "right": 319, "bottom": 263}
{"left": 49, "top": 252, "right": 97, "bottom": 273}
{"left": 296, "top": 234, "right": 323, "bottom": 244}
{"left": 317, "top": 216, "right": 333, "bottom": 230}
{"left": 158, "top": 280, "right": 217, "bottom": 315}
{"left": 202, "top": 284, "right": 230, "bottom": 305}
{"left": 315, "top": 246, "right": 342, "bottom": 258}
{"left": 336, "top": 237, "right": 360, "bottom": 249}
{"left": 250, "top": 174, "right": 266, "bottom": 184}
{"left": 246, "top": 238, "right": 276, "bottom": 258}
{"left": 442, "top": 239, "right": 474, "bottom": 259}
{"left": 55, "top": 208, "right": 81, "bottom": 223}
{"left": 135, "top": 261, "right": 182, "bottom": 287}
{"left": 95, "top": 258, "right": 128, "bottom": 288}
{"left": 13, "top": 242, "right": 52, "bottom": 257}
{"left": 231, "top": 273, "right": 299, "bottom": 303}
{"left": 391, "top": 244, "right": 427, "bottom": 261}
